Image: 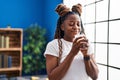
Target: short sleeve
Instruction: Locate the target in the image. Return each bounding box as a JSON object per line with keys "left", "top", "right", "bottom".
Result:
{"left": 44, "top": 39, "right": 59, "bottom": 57}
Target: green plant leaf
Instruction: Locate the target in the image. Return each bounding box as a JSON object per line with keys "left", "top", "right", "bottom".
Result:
{"left": 22, "top": 23, "right": 47, "bottom": 75}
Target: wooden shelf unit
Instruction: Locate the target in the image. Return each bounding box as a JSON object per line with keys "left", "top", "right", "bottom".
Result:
{"left": 0, "top": 28, "right": 23, "bottom": 78}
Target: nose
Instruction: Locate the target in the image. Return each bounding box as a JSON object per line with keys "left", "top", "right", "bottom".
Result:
{"left": 72, "top": 24, "right": 78, "bottom": 30}
{"left": 72, "top": 25, "right": 81, "bottom": 33}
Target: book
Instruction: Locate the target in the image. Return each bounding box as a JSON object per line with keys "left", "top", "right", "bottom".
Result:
{"left": 0, "top": 54, "right": 12, "bottom": 68}
{"left": 0, "top": 35, "right": 2, "bottom": 48}
{"left": 1, "top": 35, "right": 5, "bottom": 48}
{"left": 4, "top": 54, "right": 8, "bottom": 68}
{"left": 3, "top": 55, "right": 12, "bottom": 68}
{"left": 0, "top": 74, "right": 8, "bottom": 80}
{"left": 8, "top": 56, "right": 12, "bottom": 67}
{"left": 1, "top": 54, "right": 4, "bottom": 68}
{"left": 5, "top": 36, "right": 9, "bottom": 48}
{"left": 0, "top": 74, "right": 7, "bottom": 78}
{"left": 0, "top": 54, "right": 2, "bottom": 68}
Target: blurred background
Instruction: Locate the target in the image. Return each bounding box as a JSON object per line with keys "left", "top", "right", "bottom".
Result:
{"left": 0, "top": 0, "right": 120, "bottom": 80}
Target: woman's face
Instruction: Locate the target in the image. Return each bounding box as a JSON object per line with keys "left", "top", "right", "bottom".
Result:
{"left": 61, "top": 14, "right": 81, "bottom": 41}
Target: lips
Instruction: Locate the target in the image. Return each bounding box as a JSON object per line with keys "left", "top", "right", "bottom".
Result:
{"left": 71, "top": 30, "right": 79, "bottom": 34}
{"left": 71, "top": 28, "right": 80, "bottom": 32}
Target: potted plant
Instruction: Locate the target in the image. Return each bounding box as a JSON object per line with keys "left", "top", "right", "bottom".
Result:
{"left": 22, "top": 23, "right": 47, "bottom": 75}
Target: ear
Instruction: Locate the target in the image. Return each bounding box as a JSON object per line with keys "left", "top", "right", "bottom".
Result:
{"left": 61, "top": 24, "right": 64, "bottom": 31}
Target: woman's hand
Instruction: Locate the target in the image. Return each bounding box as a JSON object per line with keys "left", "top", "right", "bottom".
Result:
{"left": 72, "top": 35, "right": 89, "bottom": 56}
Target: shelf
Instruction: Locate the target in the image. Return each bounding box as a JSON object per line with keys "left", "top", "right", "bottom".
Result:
{"left": 0, "top": 67, "right": 21, "bottom": 72}
{"left": 0, "top": 28, "right": 23, "bottom": 78}
{"left": 0, "top": 28, "right": 22, "bottom": 32}
{"left": 0, "top": 48, "right": 21, "bottom": 51}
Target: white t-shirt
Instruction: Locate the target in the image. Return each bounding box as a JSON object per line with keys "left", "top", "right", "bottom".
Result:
{"left": 44, "top": 39, "right": 93, "bottom": 80}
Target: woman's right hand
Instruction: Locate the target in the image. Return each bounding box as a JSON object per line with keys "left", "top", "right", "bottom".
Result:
{"left": 71, "top": 35, "right": 88, "bottom": 56}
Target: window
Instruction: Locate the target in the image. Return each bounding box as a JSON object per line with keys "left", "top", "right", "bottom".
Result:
{"left": 64, "top": 0, "right": 120, "bottom": 80}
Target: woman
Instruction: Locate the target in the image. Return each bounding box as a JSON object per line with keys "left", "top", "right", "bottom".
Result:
{"left": 44, "top": 3, "right": 99, "bottom": 80}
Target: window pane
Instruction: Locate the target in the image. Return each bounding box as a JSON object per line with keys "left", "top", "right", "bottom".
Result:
{"left": 97, "top": 65, "right": 107, "bottom": 80}
{"left": 96, "top": 44, "right": 107, "bottom": 64}
{"left": 96, "top": 0, "right": 108, "bottom": 21}
{"left": 109, "top": 44, "right": 120, "bottom": 68}
{"left": 85, "top": 0, "right": 95, "bottom": 4}
{"left": 84, "top": 24, "right": 95, "bottom": 42}
{"left": 84, "top": 4, "right": 95, "bottom": 23}
{"left": 90, "top": 43, "right": 95, "bottom": 54}
{"left": 109, "top": 67, "right": 120, "bottom": 80}
{"left": 110, "top": 0, "right": 120, "bottom": 19}
{"left": 96, "top": 22, "right": 108, "bottom": 42}
{"left": 109, "top": 20, "right": 120, "bottom": 43}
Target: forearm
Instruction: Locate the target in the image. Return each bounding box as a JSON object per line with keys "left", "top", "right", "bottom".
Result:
{"left": 84, "top": 54, "right": 99, "bottom": 80}
{"left": 48, "top": 52, "right": 75, "bottom": 80}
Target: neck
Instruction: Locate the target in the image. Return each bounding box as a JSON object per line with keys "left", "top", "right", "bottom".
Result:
{"left": 63, "top": 37, "right": 74, "bottom": 42}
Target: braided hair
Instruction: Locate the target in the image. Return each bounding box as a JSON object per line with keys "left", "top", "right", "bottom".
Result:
{"left": 54, "top": 3, "right": 85, "bottom": 64}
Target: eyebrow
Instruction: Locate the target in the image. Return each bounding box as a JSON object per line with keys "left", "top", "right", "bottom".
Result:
{"left": 67, "top": 20, "right": 80, "bottom": 23}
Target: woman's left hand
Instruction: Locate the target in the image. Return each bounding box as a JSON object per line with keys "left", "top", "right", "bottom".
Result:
{"left": 79, "top": 38, "right": 89, "bottom": 55}
{"left": 74, "top": 35, "right": 89, "bottom": 55}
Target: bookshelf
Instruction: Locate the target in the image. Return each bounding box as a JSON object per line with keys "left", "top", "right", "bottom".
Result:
{"left": 0, "top": 27, "right": 23, "bottom": 78}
